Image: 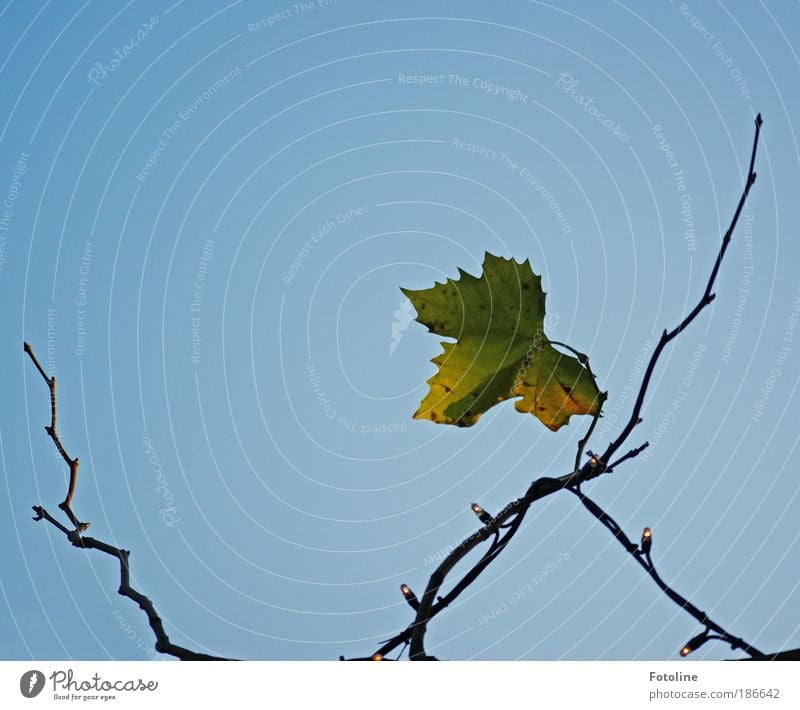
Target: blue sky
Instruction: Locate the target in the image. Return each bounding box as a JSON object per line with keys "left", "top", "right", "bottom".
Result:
{"left": 1, "top": 0, "right": 799, "bottom": 661}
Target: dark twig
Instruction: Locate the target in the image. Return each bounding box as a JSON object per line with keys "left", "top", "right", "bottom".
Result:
{"left": 574, "top": 390, "right": 608, "bottom": 476}
{"left": 594, "top": 114, "right": 763, "bottom": 473}
{"left": 342, "top": 115, "right": 769, "bottom": 661}
{"left": 607, "top": 442, "right": 649, "bottom": 472}
{"left": 566, "top": 486, "right": 764, "bottom": 658}
{"left": 32, "top": 506, "right": 227, "bottom": 660}
{"left": 25, "top": 343, "right": 232, "bottom": 661}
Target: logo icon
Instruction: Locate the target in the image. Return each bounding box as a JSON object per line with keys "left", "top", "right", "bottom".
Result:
{"left": 20, "top": 670, "right": 45, "bottom": 698}
{"left": 390, "top": 298, "right": 414, "bottom": 356}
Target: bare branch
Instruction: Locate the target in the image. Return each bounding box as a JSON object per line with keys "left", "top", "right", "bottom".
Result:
{"left": 607, "top": 442, "right": 649, "bottom": 472}
{"left": 24, "top": 342, "right": 85, "bottom": 531}
{"left": 594, "top": 114, "right": 763, "bottom": 472}
{"left": 574, "top": 389, "right": 608, "bottom": 475}
{"left": 25, "top": 343, "right": 232, "bottom": 661}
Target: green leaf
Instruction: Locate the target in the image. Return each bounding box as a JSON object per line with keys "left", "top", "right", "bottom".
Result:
{"left": 402, "top": 253, "right": 601, "bottom": 430}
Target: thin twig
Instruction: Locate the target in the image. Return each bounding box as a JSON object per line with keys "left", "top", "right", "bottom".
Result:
{"left": 593, "top": 114, "right": 763, "bottom": 473}
{"left": 574, "top": 389, "right": 608, "bottom": 475}
{"left": 24, "top": 342, "right": 85, "bottom": 530}
{"left": 25, "top": 343, "right": 233, "bottom": 661}
{"left": 607, "top": 442, "right": 649, "bottom": 472}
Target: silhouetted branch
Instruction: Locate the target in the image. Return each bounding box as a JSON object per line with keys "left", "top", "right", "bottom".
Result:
{"left": 607, "top": 442, "right": 649, "bottom": 472}
{"left": 25, "top": 343, "right": 233, "bottom": 661}
{"left": 566, "top": 486, "right": 764, "bottom": 658}
{"left": 343, "top": 114, "right": 772, "bottom": 661}
{"left": 594, "top": 114, "right": 763, "bottom": 473}
{"left": 573, "top": 391, "right": 608, "bottom": 476}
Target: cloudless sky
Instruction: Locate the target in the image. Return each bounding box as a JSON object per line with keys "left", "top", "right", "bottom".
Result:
{"left": 1, "top": 0, "right": 799, "bottom": 661}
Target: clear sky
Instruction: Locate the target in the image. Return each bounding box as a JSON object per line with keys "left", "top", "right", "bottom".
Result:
{"left": 1, "top": 0, "right": 799, "bottom": 661}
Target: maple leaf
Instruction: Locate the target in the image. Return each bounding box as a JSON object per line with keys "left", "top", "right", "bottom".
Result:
{"left": 401, "top": 253, "right": 601, "bottom": 430}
